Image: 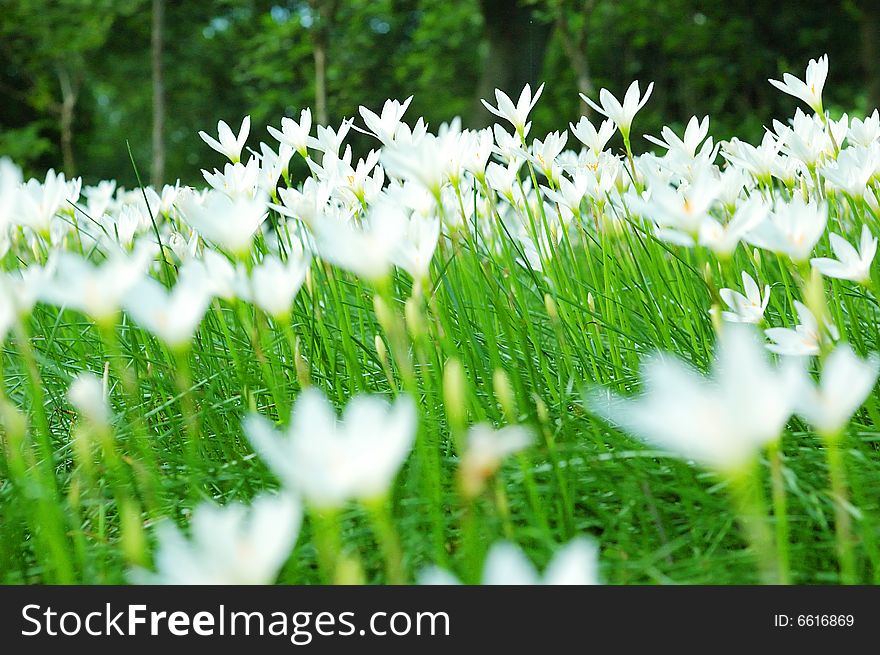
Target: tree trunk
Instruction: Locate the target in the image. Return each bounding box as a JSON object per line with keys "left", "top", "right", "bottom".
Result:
{"left": 860, "top": 0, "right": 880, "bottom": 112}
{"left": 308, "top": 0, "right": 337, "bottom": 127}
{"left": 151, "top": 0, "right": 166, "bottom": 188}
{"left": 57, "top": 67, "right": 78, "bottom": 175}
{"left": 555, "top": 15, "right": 592, "bottom": 99}
{"left": 313, "top": 33, "right": 328, "bottom": 126}
{"left": 471, "top": 0, "right": 552, "bottom": 128}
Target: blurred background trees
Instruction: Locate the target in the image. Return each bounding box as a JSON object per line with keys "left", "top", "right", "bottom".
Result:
{"left": 0, "top": 0, "right": 875, "bottom": 185}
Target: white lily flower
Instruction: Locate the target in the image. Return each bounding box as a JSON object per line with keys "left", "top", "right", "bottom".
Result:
{"left": 811, "top": 225, "right": 877, "bottom": 284}
{"left": 570, "top": 116, "right": 616, "bottom": 155}
{"left": 765, "top": 300, "right": 839, "bottom": 357}
{"left": 481, "top": 83, "right": 545, "bottom": 137}
{"left": 243, "top": 389, "right": 417, "bottom": 508}
{"left": 306, "top": 119, "right": 353, "bottom": 157}
{"left": 359, "top": 96, "right": 413, "bottom": 145}
{"left": 199, "top": 116, "right": 251, "bottom": 163}
{"left": 589, "top": 324, "right": 802, "bottom": 473}
{"left": 131, "top": 493, "right": 302, "bottom": 585}
{"left": 768, "top": 54, "right": 828, "bottom": 115}
{"left": 645, "top": 115, "right": 713, "bottom": 161}
{"left": 267, "top": 108, "right": 312, "bottom": 156}
{"left": 848, "top": 110, "right": 880, "bottom": 147}
{"left": 795, "top": 343, "right": 879, "bottom": 437}
{"left": 718, "top": 271, "right": 771, "bottom": 324}
{"left": 746, "top": 196, "right": 827, "bottom": 262}
{"left": 580, "top": 80, "right": 654, "bottom": 139}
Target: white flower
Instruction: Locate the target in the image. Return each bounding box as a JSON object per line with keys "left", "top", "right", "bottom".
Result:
{"left": 420, "top": 539, "right": 600, "bottom": 585}
{"left": 243, "top": 389, "right": 416, "bottom": 508}
{"left": 177, "top": 189, "right": 267, "bottom": 255}
{"left": 392, "top": 210, "right": 440, "bottom": 285}
{"left": 718, "top": 271, "right": 770, "bottom": 324}
{"left": 199, "top": 116, "right": 251, "bottom": 162}
{"left": 481, "top": 83, "right": 545, "bottom": 136}
{"left": 698, "top": 197, "right": 768, "bottom": 256}
{"left": 794, "top": 343, "right": 879, "bottom": 437}
{"left": 307, "top": 119, "right": 353, "bottom": 157}
{"left": 39, "top": 246, "right": 153, "bottom": 323}
{"left": 810, "top": 225, "right": 877, "bottom": 284}
{"left": 645, "top": 115, "right": 713, "bottom": 162}
{"left": 14, "top": 169, "right": 72, "bottom": 234}
{"left": 237, "top": 251, "right": 310, "bottom": 319}
{"left": 746, "top": 196, "right": 827, "bottom": 262}
{"left": 381, "top": 133, "right": 454, "bottom": 196}
{"left": 848, "top": 110, "right": 880, "bottom": 147}
{"left": 68, "top": 373, "right": 110, "bottom": 426}
{"left": 769, "top": 54, "right": 828, "bottom": 115}
{"left": 459, "top": 424, "right": 532, "bottom": 498}
{"left": 359, "top": 97, "right": 413, "bottom": 145}
{"left": 570, "top": 116, "right": 616, "bottom": 155}
{"left": 0, "top": 157, "right": 23, "bottom": 228}
{"left": 311, "top": 200, "right": 406, "bottom": 282}
{"left": 178, "top": 249, "right": 237, "bottom": 301}
{"left": 131, "top": 493, "right": 302, "bottom": 584}
{"left": 528, "top": 131, "right": 568, "bottom": 180}
{"left": 267, "top": 108, "right": 312, "bottom": 156}
{"left": 580, "top": 80, "right": 654, "bottom": 138}
{"left": 124, "top": 276, "right": 213, "bottom": 349}
{"left": 588, "top": 324, "right": 801, "bottom": 473}
{"left": 765, "top": 300, "right": 839, "bottom": 357}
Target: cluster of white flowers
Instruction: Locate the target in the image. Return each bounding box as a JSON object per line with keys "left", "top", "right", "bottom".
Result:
{"left": 2, "top": 53, "right": 878, "bottom": 584}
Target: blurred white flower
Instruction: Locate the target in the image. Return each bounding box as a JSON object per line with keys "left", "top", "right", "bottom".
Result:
{"left": 765, "top": 300, "right": 839, "bottom": 357}
{"left": 243, "top": 389, "right": 416, "bottom": 508}
{"left": 68, "top": 373, "right": 110, "bottom": 426}
{"left": 588, "top": 325, "right": 802, "bottom": 473}
{"left": 810, "top": 225, "right": 877, "bottom": 284}
{"left": 769, "top": 54, "right": 828, "bottom": 115}
{"left": 15, "top": 169, "right": 74, "bottom": 235}
{"left": 718, "top": 271, "right": 770, "bottom": 324}
{"left": 794, "top": 343, "right": 879, "bottom": 437}
{"left": 746, "top": 196, "right": 827, "bottom": 262}
{"left": 124, "top": 276, "right": 212, "bottom": 349}
{"left": 39, "top": 246, "right": 153, "bottom": 323}
{"left": 311, "top": 200, "right": 406, "bottom": 281}
{"left": 459, "top": 424, "right": 532, "bottom": 498}
{"left": 177, "top": 189, "right": 267, "bottom": 256}
{"left": 421, "top": 539, "right": 600, "bottom": 585}
{"left": 199, "top": 116, "right": 251, "bottom": 163}
{"left": 237, "top": 250, "right": 310, "bottom": 319}
{"left": 131, "top": 493, "right": 302, "bottom": 584}
{"left": 0, "top": 157, "right": 23, "bottom": 228}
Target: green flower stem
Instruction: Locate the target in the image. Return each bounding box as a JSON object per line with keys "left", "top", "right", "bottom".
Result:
{"left": 727, "top": 462, "right": 780, "bottom": 584}
{"left": 824, "top": 434, "right": 856, "bottom": 584}
{"left": 766, "top": 440, "right": 791, "bottom": 583}
{"left": 365, "top": 497, "right": 406, "bottom": 584}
